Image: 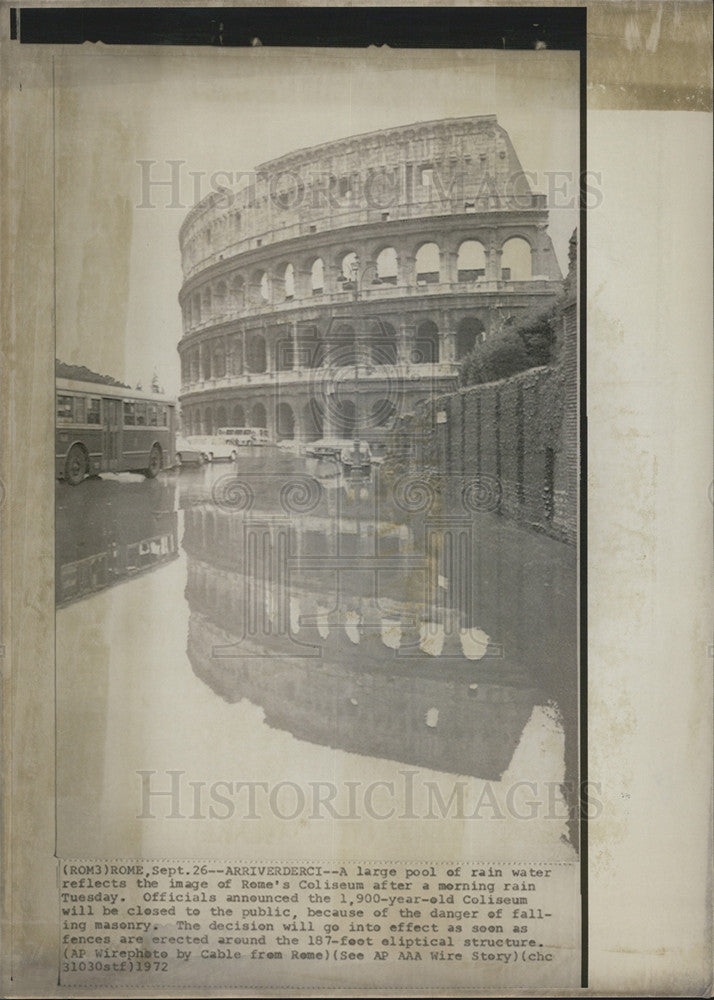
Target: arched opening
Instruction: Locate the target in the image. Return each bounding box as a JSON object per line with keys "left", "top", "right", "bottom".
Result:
{"left": 191, "top": 351, "right": 199, "bottom": 382}
{"left": 274, "top": 327, "right": 293, "bottom": 372}
{"left": 201, "top": 345, "right": 212, "bottom": 380}
{"left": 501, "top": 237, "right": 532, "bottom": 280}
{"left": 259, "top": 272, "right": 271, "bottom": 302}
{"left": 339, "top": 251, "right": 358, "bottom": 284}
{"left": 328, "top": 323, "right": 357, "bottom": 366}
{"left": 215, "top": 405, "right": 227, "bottom": 430}
{"left": 302, "top": 400, "right": 323, "bottom": 441}
{"left": 457, "top": 240, "right": 487, "bottom": 281}
{"left": 249, "top": 270, "right": 269, "bottom": 306}
{"left": 282, "top": 263, "right": 295, "bottom": 300}
{"left": 204, "top": 406, "right": 214, "bottom": 435}
{"left": 230, "top": 276, "right": 245, "bottom": 311}
{"left": 232, "top": 403, "right": 246, "bottom": 427}
{"left": 416, "top": 320, "right": 440, "bottom": 363}
{"left": 251, "top": 402, "right": 267, "bottom": 429}
{"left": 213, "top": 346, "right": 225, "bottom": 379}
{"left": 311, "top": 258, "right": 324, "bottom": 295}
{"left": 456, "top": 316, "right": 486, "bottom": 360}
{"left": 246, "top": 335, "right": 267, "bottom": 374}
{"left": 299, "top": 324, "right": 321, "bottom": 369}
{"left": 192, "top": 293, "right": 201, "bottom": 324}
{"left": 368, "top": 320, "right": 397, "bottom": 366}
{"left": 276, "top": 402, "right": 295, "bottom": 440}
{"left": 214, "top": 281, "right": 227, "bottom": 317}
{"left": 202, "top": 285, "right": 212, "bottom": 319}
{"left": 370, "top": 398, "right": 397, "bottom": 428}
{"left": 335, "top": 398, "right": 356, "bottom": 437}
{"left": 415, "top": 243, "right": 440, "bottom": 284}
{"left": 229, "top": 335, "right": 242, "bottom": 376}
{"left": 376, "top": 247, "right": 398, "bottom": 285}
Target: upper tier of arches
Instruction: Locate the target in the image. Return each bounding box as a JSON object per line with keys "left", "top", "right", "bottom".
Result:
{"left": 179, "top": 233, "right": 556, "bottom": 335}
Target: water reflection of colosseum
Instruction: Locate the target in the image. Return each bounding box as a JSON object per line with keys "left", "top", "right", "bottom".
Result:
{"left": 181, "top": 476, "right": 556, "bottom": 780}
{"left": 177, "top": 116, "right": 563, "bottom": 442}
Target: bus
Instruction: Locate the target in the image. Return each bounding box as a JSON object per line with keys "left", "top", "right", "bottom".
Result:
{"left": 56, "top": 478, "right": 179, "bottom": 606}
{"left": 56, "top": 377, "right": 176, "bottom": 485}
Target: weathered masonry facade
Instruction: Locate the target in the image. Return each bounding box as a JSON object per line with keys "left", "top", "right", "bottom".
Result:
{"left": 177, "top": 116, "right": 563, "bottom": 441}
{"left": 412, "top": 233, "right": 578, "bottom": 543}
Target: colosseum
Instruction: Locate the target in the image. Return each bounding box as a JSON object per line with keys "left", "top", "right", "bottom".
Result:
{"left": 177, "top": 115, "right": 564, "bottom": 443}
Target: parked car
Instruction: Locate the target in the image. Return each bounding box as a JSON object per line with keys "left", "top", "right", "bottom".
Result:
{"left": 175, "top": 437, "right": 209, "bottom": 466}
{"left": 305, "top": 438, "right": 372, "bottom": 472}
{"left": 193, "top": 436, "right": 238, "bottom": 461}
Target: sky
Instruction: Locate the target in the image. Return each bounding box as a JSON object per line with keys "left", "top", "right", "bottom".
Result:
{"left": 55, "top": 47, "right": 579, "bottom": 396}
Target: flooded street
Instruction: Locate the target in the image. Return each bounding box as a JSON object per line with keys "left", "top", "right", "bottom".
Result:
{"left": 56, "top": 448, "right": 578, "bottom": 860}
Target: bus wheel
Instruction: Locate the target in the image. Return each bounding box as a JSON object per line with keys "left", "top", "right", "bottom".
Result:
{"left": 145, "top": 444, "right": 162, "bottom": 478}
{"left": 64, "top": 444, "right": 87, "bottom": 486}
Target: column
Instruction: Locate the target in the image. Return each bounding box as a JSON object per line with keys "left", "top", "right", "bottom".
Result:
{"left": 486, "top": 244, "right": 503, "bottom": 281}
{"left": 294, "top": 264, "right": 311, "bottom": 300}
{"left": 292, "top": 319, "right": 300, "bottom": 370}
{"left": 440, "top": 248, "right": 456, "bottom": 285}
{"left": 441, "top": 322, "right": 456, "bottom": 363}
{"left": 398, "top": 322, "right": 413, "bottom": 367}
{"left": 398, "top": 254, "right": 416, "bottom": 287}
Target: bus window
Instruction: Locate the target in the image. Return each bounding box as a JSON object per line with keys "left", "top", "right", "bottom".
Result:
{"left": 161, "top": 406, "right": 168, "bottom": 426}
{"left": 124, "top": 401, "right": 136, "bottom": 426}
{"left": 136, "top": 402, "right": 147, "bottom": 426}
{"left": 57, "top": 395, "right": 74, "bottom": 422}
{"left": 148, "top": 404, "right": 158, "bottom": 427}
{"left": 74, "top": 396, "right": 86, "bottom": 423}
{"left": 87, "top": 398, "right": 101, "bottom": 424}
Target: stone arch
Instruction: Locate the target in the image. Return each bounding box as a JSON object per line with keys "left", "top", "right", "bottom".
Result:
{"left": 246, "top": 334, "right": 267, "bottom": 374}
{"left": 213, "top": 280, "right": 228, "bottom": 317}
{"left": 276, "top": 402, "right": 295, "bottom": 440}
{"left": 335, "top": 398, "right": 356, "bottom": 437}
{"left": 457, "top": 240, "right": 487, "bottom": 281}
{"left": 215, "top": 405, "right": 227, "bottom": 430}
{"left": 337, "top": 250, "right": 358, "bottom": 282}
{"left": 201, "top": 343, "right": 212, "bottom": 380}
{"left": 416, "top": 319, "right": 440, "bottom": 364}
{"left": 500, "top": 237, "right": 532, "bottom": 280}
{"left": 249, "top": 269, "right": 270, "bottom": 306}
{"left": 274, "top": 261, "right": 295, "bottom": 301}
{"left": 367, "top": 320, "right": 397, "bottom": 366}
{"left": 251, "top": 402, "right": 267, "bottom": 428}
{"left": 212, "top": 343, "right": 225, "bottom": 379}
{"left": 230, "top": 275, "right": 245, "bottom": 311}
{"left": 456, "top": 316, "right": 486, "bottom": 360}
{"left": 203, "top": 406, "right": 214, "bottom": 435}
{"left": 302, "top": 400, "right": 324, "bottom": 441}
{"left": 310, "top": 257, "right": 324, "bottom": 294}
{"left": 232, "top": 403, "right": 246, "bottom": 427}
{"left": 375, "top": 246, "right": 398, "bottom": 285}
{"left": 415, "top": 242, "right": 441, "bottom": 284}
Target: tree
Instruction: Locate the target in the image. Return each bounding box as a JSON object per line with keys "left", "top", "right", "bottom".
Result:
{"left": 458, "top": 301, "right": 560, "bottom": 388}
